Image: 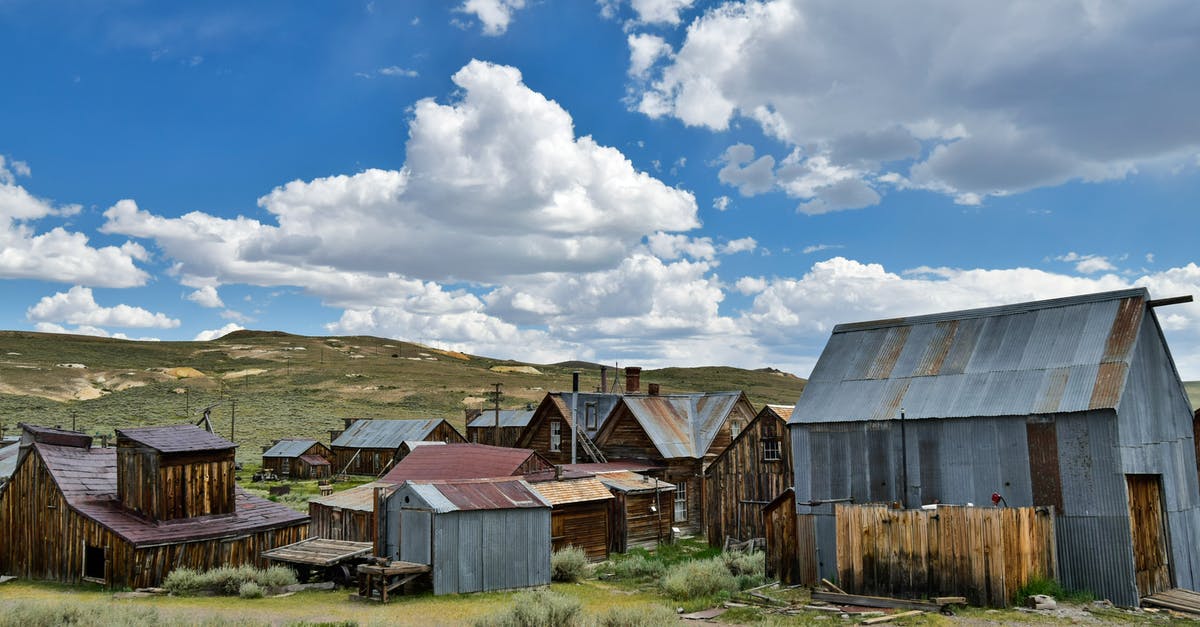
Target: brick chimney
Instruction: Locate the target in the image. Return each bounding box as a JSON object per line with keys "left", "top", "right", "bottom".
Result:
{"left": 648, "top": 383, "right": 660, "bottom": 396}
{"left": 625, "top": 366, "right": 641, "bottom": 394}
{"left": 600, "top": 365, "right": 608, "bottom": 393}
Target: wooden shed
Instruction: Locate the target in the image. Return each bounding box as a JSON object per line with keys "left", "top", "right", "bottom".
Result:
{"left": 378, "top": 477, "right": 552, "bottom": 595}
{"left": 0, "top": 424, "right": 308, "bottom": 588}
{"left": 790, "top": 289, "right": 1200, "bottom": 607}
{"left": 525, "top": 470, "right": 614, "bottom": 561}
{"left": 762, "top": 488, "right": 807, "bottom": 585}
{"left": 594, "top": 390, "right": 756, "bottom": 536}
{"left": 593, "top": 470, "right": 675, "bottom": 553}
{"left": 704, "top": 404, "right": 793, "bottom": 547}
{"left": 307, "top": 481, "right": 387, "bottom": 543}
{"left": 262, "top": 438, "right": 333, "bottom": 479}
{"left": 467, "top": 407, "right": 535, "bottom": 447}
{"left": 331, "top": 418, "right": 465, "bottom": 477}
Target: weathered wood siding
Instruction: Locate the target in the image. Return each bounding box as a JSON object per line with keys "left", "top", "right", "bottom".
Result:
{"left": 764, "top": 490, "right": 802, "bottom": 585}
{"left": 335, "top": 423, "right": 466, "bottom": 476}
{"left": 834, "top": 504, "right": 1056, "bottom": 607}
{"left": 118, "top": 446, "right": 236, "bottom": 521}
{"left": 596, "top": 408, "right": 659, "bottom": 461}
{"left": 522, "top": 416, "right": 573, "bottom": 464}
{"left": 467, "top": 425, "right": 525, "bottom": 448}
{"left": 705, "top": 414, "right": 792, "bottom": 545}
{"left": 0, "top": 450, "right": 305, "bottom": 588}
{"left": 663, "top": 461, "right": 704, "bottom": 535}
{"left": 609, "top": 489, "right": 674, "bottom": 553}
{"left": 551, "top": 502, "right": 609, "bottom": 561}
{"left": 308, "top": 502, "right": 375, "bottom": 543}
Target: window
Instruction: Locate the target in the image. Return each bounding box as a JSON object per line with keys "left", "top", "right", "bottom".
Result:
{"left": 674, "top": 481, "right": 688, "bottom": 521}
{"left": 585, "top": 402, "right": 597, "bottom": 430}
{"left": 730, "top": 421, "right": 742, "bottom": 438}
{"left": 550, "top": 420, "right": 562, "bottom": 452}
{"left": 762, "top": 438, "right": 781, "bottom": 461}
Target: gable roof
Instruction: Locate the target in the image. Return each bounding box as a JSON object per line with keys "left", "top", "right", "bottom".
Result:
{"left": 381, "top": 443, "right": 549, "bottom": 484}
{"left": 0, "top": 442, "right": 21, "bottom": 481}
{"left": 399, "top": 477, "right": 551, "bottom": 513}
{"left": 117, "top": 425, "right": 236, "bottom": 453}
{"left": 19, "top": 423, "right": 92, "bottom": 448}
{"left": 792, "top": 288, "right": 1155, "bottom": 425}
{"left": 331, "top": 419, "right": 447, "bottom": 450}
{"left": 599, "top": 391, "right": 749, "bottom": 459}
{"left": 518, "top": 392, "right": 625, "bottom": 447}
{"left": 525, "top": 476, "right": 614, "bottom": 506}
{"left": 467, "top": 409, "right": 535, "bottom": 429}
{"left": 29, "top": 441, "right": 306, "bottom": 546}
{"left": 263, "top": 438, "right": 321, "bottom": 458}
{"left": 707, "top": 403, "right": 792, "bottom": 471}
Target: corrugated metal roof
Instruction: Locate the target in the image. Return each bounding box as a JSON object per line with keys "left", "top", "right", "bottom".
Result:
{"left": 310, "top": 481, "right": 391, "bottom": 512}
{"left": 793, "top": 289, "right": 1150, "bottom": 424}
{"left": 0, "top": 442, "right": 21, "bottom": 480}
{"left": 404, "top": 478, "right": 551, "bottom": 513}
{"left": 381, "top": 443, "right": 549, "bottom": 484}
{"left": 467, "top": 410, "right": 535, "bottom": 429}
{"left": 263, "top": 438, "right": 319, "bottom": 458}
{"left": 331, "top": 418, "right": 444, "bottom": 450}
{"left": 620, "top": 391, "right": 746, "bottom": 459}
{"left": 526, "top": 476, "right": 614, "bottom": 505}
{"left": 299, "top": 454, "right": 330, "bottom": 466}
{"left": 34, "top": 442, "right": 306, "bottom": 546}
{"left": 117, "top": 425, "right": 236, "bottom": 453}
{"left": 593, "top": 470, "right": 676, "bottom": 494}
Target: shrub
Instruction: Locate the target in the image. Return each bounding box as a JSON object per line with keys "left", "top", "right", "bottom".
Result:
{"left": 259, "top": 565, "right": 299, "bottom": 589}
{"left": 551, "top": 546, "right": 588, "bottom": 583}
{"left": 162, "top": 567, "right": 206, "bottom": 595}
{"left": 592, "top": 605, "right": 679, "bottom": 627}
{"left": 660, "top": 557, "right": 737, "bottom": 601}
{"left": 611, "top": 554, "right": 665, "bottom": 580}
{"left": 163, "top": 564, "right": 298, "bottom": 596}
{"left": 3, "top": 601, "right": 162, "bottom": 627}
{"left": 722, "top": 550, "right": 764, "bottom": 578}
{"left": 473, "top": 589, "right": 582, "bottom": 627}
{"left": 239, "top": 581, "right": 264, "bottom": 599}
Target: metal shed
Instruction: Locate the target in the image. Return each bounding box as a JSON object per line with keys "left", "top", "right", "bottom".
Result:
{"left": 378, "top": 477, "right": 551, "bottom": 595}
{"left": 789, "top": 288, "right": 1200, "bottom": 607}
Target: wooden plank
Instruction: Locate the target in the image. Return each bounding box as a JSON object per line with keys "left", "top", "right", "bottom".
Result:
{"left": 821, "top": 578, "right": 847, "bottom": 594}
{"left": 862, "top": 610, "right": 924, "bottom": 625}
{"left": 810, "top": 591, "right": 942, "bottom": 612}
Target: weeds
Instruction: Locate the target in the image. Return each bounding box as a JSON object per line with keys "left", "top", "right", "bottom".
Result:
{"left": 550, "top": 546, "right": 588, "bottom": 583}
{"left": 660, "top": 557, "right": 737, "bottom": 601}
{"left": 591, "top": 604, "right": 679, "bottom": 626}
{"left": 473, "top": 589, "right": 582, "bottom": 627}
{"left": 163, "top": 565, "right": 297, "bottom": 597}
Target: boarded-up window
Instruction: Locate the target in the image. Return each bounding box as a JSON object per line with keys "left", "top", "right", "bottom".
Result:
{"left": 1026, "top": 420, "right": 1064, "bottom": 514}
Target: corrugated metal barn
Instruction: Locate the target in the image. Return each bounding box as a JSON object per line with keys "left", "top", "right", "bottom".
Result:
{"left": 789, "top": 289, "right": 1200, "bottom": 607}
{"left": 331, "top": 418, "right": 465, "bottom": 476}
{"left": 378, "top": 477, "right": 551, "bottom": 595}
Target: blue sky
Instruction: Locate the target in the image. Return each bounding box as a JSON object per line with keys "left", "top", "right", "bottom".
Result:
{"left": 3, "top": 0, "right": 1200, "bottom": 377}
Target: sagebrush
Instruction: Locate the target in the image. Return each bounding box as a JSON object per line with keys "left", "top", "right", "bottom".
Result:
{"left": 550, "top": 546, "right": 588, "bottom": 583}
{"left": 163, "top": 564, "right": 297, "bottom": 596}
{"left": 472, "top": 589, "right": 582, "bottom": 627}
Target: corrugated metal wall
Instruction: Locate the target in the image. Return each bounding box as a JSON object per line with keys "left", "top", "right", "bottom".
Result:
{"left": 431, "top": 509, "right": 550, "bottom": 595}
{"left": 791, "top": 412, "right": 1149, "bottom": 606}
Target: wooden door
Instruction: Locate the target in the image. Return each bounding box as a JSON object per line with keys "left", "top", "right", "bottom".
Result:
{"left": 1126, "top": 474, "right": 1171, "bottom": 597}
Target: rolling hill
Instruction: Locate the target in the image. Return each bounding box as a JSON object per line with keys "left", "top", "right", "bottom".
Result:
{"left": 0, "top": 330, "right": 806, "bottom": 463}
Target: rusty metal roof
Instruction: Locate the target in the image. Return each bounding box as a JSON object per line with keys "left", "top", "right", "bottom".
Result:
{"left": 381, "top": 443, "right": 550, "bottom": 484}
{"left": 331, "top": 418, "right": 446, "bottom": 450}
{"left": 263, "top": 438, "right": 320, "bottom": 458}
{"left": 403, "top": 478, "right": 551, "bottom": 513}
{"left": 526, "top": 476, "right": 614, "bottom": 506}
{"left": 299, "top": 454, "right": 330, "bottom": 466}
{"left": 310, "top": 481, "right": 391, "bottom": 512}
{"left": 467, "top": 409, "right": 535, "bottom": 429}
{"left": 614, "top": 391, "right": 747, "bottom": 459}
{"left": 792, "top": 288, "right": 1152, "bottom": 424}
{"left": 592, "top": 470, "right": 676, "bottom": 494}
{"left": 33, "top": 441, "right": 307, "bottom": 546}
{"left": 117, "top": 424, "right": 236, "bottom": 453}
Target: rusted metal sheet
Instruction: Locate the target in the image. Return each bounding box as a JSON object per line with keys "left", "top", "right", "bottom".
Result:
{"left": 382, "top": 443, "right": 550, "bottom": 484}
{"left": 617, "top": 391, "right": 749, "bottom": 459}
{"left": 1026, "top": 421, "right": 1064, "bottom": 514}
{"left": 792, "top": 289, "right": 1150, "bottom": 426}
{"left": 405, "top": 478, "right": 550, "bottom": 513}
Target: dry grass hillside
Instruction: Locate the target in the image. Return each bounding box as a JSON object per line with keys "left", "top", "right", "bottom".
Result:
{"left": 0, "top": 330, "right": 805, "bottom": 463}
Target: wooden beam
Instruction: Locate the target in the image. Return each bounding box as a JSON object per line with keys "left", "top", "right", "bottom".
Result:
{"left": 1148, "top": 295, "right": 1193, "bottom": 308}
{"left": 862, "top": 610, "right": 924, "bottom": 625}
{"left": 821, "top": 578, "right": 847, "bottom": 594}
{"left": 811, "top": 591, "right": 942, "bottom": 612}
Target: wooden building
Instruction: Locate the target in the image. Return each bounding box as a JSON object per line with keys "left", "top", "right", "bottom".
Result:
{"left": 517, "top": 392, "right": 624, "bottom": 464}
{"left": 704, "top": 404, "right": 793, "bottom": 546}
{"left": 381, "top": 443, "right": 552, "bottom": 485}
{"left": 467, "top": 407, "right": 535, "bottom": 447}
{"left": 762, "top": 488, "right": 806, "bottom": 585}
{"left": 308, "top": 481, "right": 387, "bottom": 543}
{"left": 0, "top": 424, "right": 308, "bottom": 588}
{"left": 330, "top": 418, "right": 465, "bottom": 476}
{"left": 789, "top": 289, "right": 1200, "bottom": 607}
{"left": 593, "top": 390, "right": 756, "bottom": 535}
{"left": 593, "top": 470, "right": 675, "bottom": 553}
{"left": 378, "top": 477, "right": 552, "bottom": 595}
{"left": 262, "top": 438, "right": 333, "bottom": 479}
{"left": 525, "top": 470, "right": 614, "bottom": 561}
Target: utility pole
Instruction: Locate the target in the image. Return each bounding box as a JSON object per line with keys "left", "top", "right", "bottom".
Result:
{"left": 70, "top": 408, "right": 77, "bottom": 432}
{"left": 490, "top": 383, "right": 503, "bottom": 446}
{"left": 230, "top": 398, "right": 237, "bottom": 443}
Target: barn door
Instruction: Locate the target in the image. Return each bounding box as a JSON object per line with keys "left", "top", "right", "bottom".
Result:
{"left": 1126, "top": 474, "right": 1171, "bottom": 597}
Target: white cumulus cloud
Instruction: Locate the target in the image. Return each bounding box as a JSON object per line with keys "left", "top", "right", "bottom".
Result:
{"left": 458, "top": 0, "right": 527, "bottom": 35}
{"left": 27, "top": 286, "right": 180, "bottom": 329}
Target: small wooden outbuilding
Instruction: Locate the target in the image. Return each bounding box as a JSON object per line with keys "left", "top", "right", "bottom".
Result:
{"left": 525, "top": 470, "right": 614, "bottom": 561}
{"left": 0, "top": 424, "right": 308, "bottom": 588}
{"left": 331, "top": 418, "right": 465, "bottom": 476}
{"left": 378, "top": 477, "right": 552, "bottom": 595}
{"left": 592, "top": 470, "right": 676, "bottom": 553}
{"left": 307, "top": 481, "right": 388, "bottom": 543}
{"left": 262, "top": 438, "right": 333, "bottom": 479}
{"left": 704, "top": 404, "right": 793, "bottom": 546}
{"left": 467, "top": 407, "right": 535, "bottom": 447}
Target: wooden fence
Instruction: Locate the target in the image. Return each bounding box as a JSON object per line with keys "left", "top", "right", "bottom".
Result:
{"left": 834, "top": 504, "right": 1056, "bottom": 607}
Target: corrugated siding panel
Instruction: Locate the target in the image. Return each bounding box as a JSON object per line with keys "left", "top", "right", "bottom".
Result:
{"left": 844, "top": 329, "right": 885, "bottom": 381}
{"left": 1056, "top": 515, "right": 1138, "bottom": 608}
{"left": 399, "top": 510, "right": 431, "bottom": 565}
{"left": 433, "top": 514, "right": 457, "bottom": 594}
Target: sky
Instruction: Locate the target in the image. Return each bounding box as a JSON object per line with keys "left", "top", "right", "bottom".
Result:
{"left": 2, "top": 0, "right": 1200, "bottom": 378}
